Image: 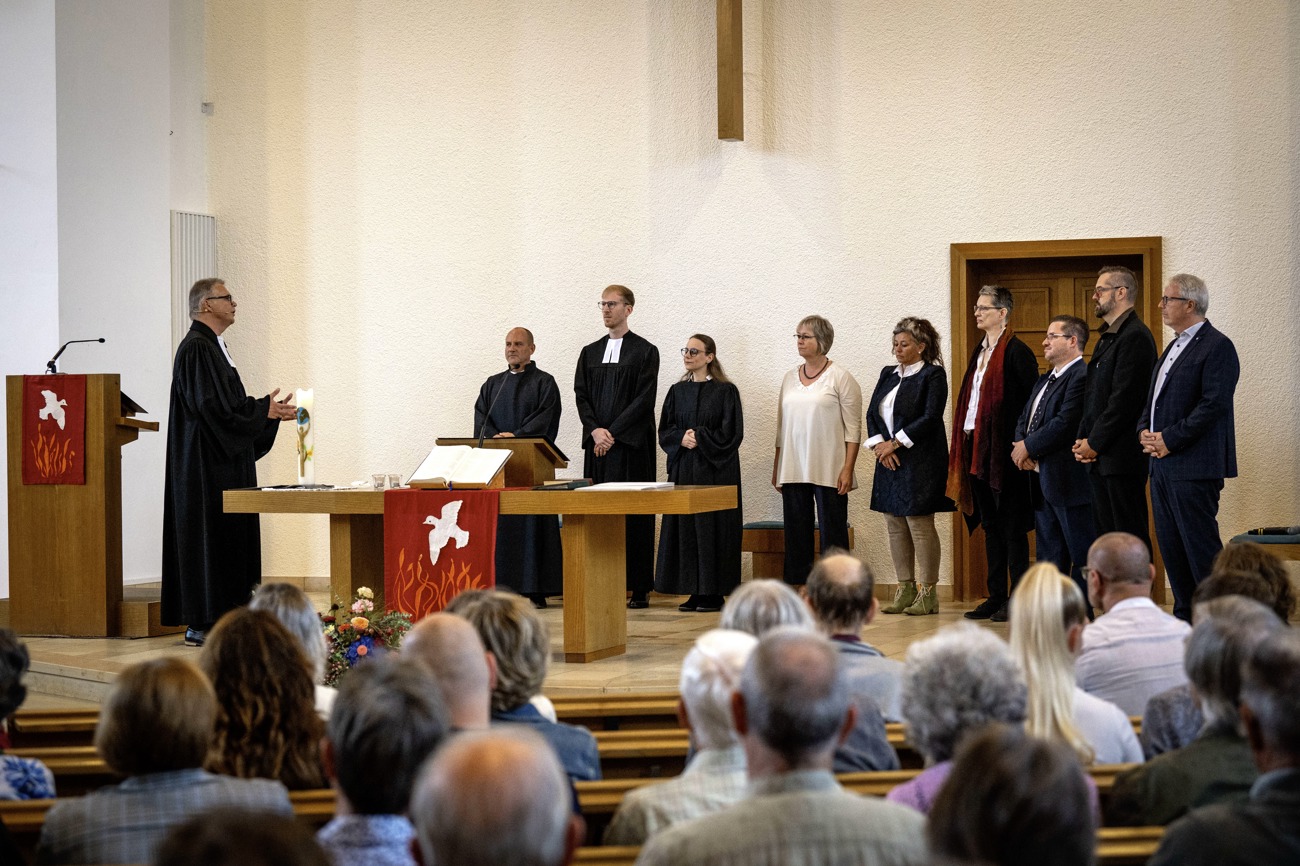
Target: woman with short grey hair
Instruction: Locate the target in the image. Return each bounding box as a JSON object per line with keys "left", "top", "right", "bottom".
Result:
{"left": 719, "top": 579, "right": 814, "bottom": 637}
{"left": 250, "top": 582, "right": 335, "bottom": 720}
{"left": 886, "top": 622, "right": 1028, "bottom": 813}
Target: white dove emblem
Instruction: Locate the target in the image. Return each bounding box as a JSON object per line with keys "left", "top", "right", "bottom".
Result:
{"left": 38, "top": 390, "right": 68, "bottom": 430}
{"left": 424, "top": 501, "right": 470, "bottom": 565}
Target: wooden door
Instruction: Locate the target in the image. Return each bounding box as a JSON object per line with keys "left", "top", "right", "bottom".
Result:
{"left": 949, "top": 239, "right": 1164, "bottom": 603}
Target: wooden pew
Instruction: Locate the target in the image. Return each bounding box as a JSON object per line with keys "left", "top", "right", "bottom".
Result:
{"left": 570, "top": 827, "right": 1165, "bottom": 866}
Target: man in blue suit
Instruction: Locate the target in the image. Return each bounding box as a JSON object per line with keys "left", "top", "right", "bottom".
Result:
{"left": 1013, "top": 315, "right": 1096, "bottom": 608}
{"left": 1139, "top": 273, "right": 1239, "bottom": 621}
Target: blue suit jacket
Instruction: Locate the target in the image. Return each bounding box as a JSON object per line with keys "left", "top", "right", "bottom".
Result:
{"left": 1138, "top": 321, "right": 1239, "bottom": 481}
{"left": 1015, "top": 358, "right": 1089, "bottom": 507}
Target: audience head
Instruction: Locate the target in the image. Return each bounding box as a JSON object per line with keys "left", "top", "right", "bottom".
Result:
{"left": 199, "top": 607, "right": 324, "bottom": 788}
{"left": 1010, "top": 564, "right": 1094, "bottom": 763}
{"left": 736, "top": 628, "right": 851, "bottom": 769}
{"left": 805, "top": 550, "right": 877, "bottom": 635}
{"left": 402, "top": 611, "right": 496, "bottom": 729}
{"left": 324, "top": 656, "right": 451, "bottom": 815}
{"left": 249, "top": 582, "right": 327, "bottom": 684}
{"left": 720, "top": 579, "right": 814, "bottom": 636}
{"left": 901, "top": 622, "right": 1027, "bottom": 765}
{"left": 1084, "top": 531, "right": 1153, "bottom": 611}
{"left": 1184, "top": 596, "right": 1285, "bottom": 733}
{"left": 411, "top": 728, "right": 582, "bottom": 866}
{"left": 1209, "top": 542, "right": 1294, "bottom": 622}
{"left": 445, "top": 590, "right": 547, "bottom": 713}
{"left": 679, "top": 629, "right": 758, "bottom": 751}
{"left": 0, "top": 629, "right": 32, "bottom": 720}
{"left": 1192, "top": 571, "right": 1278, "bottom": 621}
{"left": 155, "top": 808, "right": 329, "bottom": 866}
{"left": 96, "top": 657, "right": 215, "bottom": 776}
{"left": 928, "top": 724, "right": 1095, "bottom": 866}
{"left": 1241, "top": 629, "right": 1300, "bottom": 768}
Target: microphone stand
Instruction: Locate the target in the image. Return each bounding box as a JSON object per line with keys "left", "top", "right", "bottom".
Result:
{"left": 46, "top": 338, "right": 106, "bottom": 374}
{"left": 477, "top": 368, "right": 511, "bottom": 449}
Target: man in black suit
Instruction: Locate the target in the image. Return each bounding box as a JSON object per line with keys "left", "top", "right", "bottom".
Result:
{"left": 1138, "top": 273, "right": 1239, "bottom": 621}
{"left": 1073, "top": 266, "right": 1158, "bottom": 554}
{"left": 1013, "top": 315, "right": 1096, "bottom": 608}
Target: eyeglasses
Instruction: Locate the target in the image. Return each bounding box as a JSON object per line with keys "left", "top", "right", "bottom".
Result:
{"left": 1093, "top": 286, "right": 1120, "bottom": 295}
{"left": 1158, "top": 295, "right": 1192, "bottom": 307}
{"left": 972, "top": 304, "right": 999, "bottom": 313}
{"left": 793, "top": 333, "right": 815, "bottom": 341}
{"left": 681, "top": 347, "right": 704, "bottom": 357}
{"left": 208, "top": 294, "right": 234, "bottom": 304}
{"left": 1044, "top": 333, "right": 1069, "bottom": 341}
{"left": 597, "top": 301, "right": 626, "bottom": 310}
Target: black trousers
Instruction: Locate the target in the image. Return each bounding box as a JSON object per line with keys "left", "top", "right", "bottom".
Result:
{"left": 1151, "top": 472, "right": 1223, "bottom": 622}
{"left": 781, "top": 483, "right": 849, "bottom": 584}
{"left": 970, "top": 473, "right": 1030, "bottom": 606}
{"left": 1089, "top": 470, "right": 1152, "bottom": 555}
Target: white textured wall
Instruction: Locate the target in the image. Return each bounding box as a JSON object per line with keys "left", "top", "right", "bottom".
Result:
{"left": 206, "top": 0, "right": 1300, "bottom": 585}
{"left": 0, "top": 1, "right": 61, "bottom": 598}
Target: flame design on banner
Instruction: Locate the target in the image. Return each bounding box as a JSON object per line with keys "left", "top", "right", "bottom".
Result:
{"left": 384, "top": 489, "right": 498, "bottom": 620}
{"left": 22, "top": 375, "right": 87, "bottom": 485}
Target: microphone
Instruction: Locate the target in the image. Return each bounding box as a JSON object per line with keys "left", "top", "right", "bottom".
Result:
{"left": 477, "top": 369, "right": 510, "bottom": 448}
{"left": 46, "top": 338, "right": 106, "bottom": 374}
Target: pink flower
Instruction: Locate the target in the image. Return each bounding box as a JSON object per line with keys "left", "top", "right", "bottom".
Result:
{"left": 356, "top": 644, "right": 368, "bottom": 656}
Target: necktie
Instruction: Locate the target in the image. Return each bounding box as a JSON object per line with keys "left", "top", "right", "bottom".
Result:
{"left": 1027, "top": 373, "right": 1057, "bottom": 434}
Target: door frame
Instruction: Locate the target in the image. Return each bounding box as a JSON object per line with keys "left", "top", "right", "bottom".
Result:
{"left": 948, "top": 236, "right": 1164, "bottom": 602}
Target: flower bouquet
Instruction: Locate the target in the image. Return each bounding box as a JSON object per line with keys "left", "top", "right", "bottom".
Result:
{"left": 320, "top": 587, "right": 412, "bottom": 687}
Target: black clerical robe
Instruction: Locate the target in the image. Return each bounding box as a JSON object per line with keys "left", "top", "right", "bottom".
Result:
{"left": 654, "top": 379, "right": 743, "bottom": 597}
{"left": 573, "top": 331, "right": 659, "bottom": 593}
{"left": 161, "top": 321, "right": 279, "bottom": 627}
{"left": 474, "top": 362, "right": 563, "bottom": 596}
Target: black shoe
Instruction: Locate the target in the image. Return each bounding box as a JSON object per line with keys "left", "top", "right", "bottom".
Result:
{"left": 526, "top": 594, "right": 548, "bottom": 610}
{"left": 678, "top": 595, "right": 700, "bottom": 612}
{"left": 694, "top": 595, "right": 723, "bottom": 613}
{"left": 990, "top": 602, "right": 1010, "bottom": 623}
{"left": 627, "top": 594, "right": 649, "bottom": 610}
{"left": 964, "top": 599, "right": 1001, "bottom": 620}
{"left": 184, "top": 627, "right": 206, "bottom": 647}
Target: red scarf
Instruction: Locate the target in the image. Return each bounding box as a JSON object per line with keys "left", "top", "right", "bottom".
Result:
{"left": 946, "top": 328, "right": 1015, "bottom": 514}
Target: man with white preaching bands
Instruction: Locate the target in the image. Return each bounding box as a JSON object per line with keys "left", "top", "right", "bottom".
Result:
{"left": 474, "top": 328, "right": 564, "bottom": 609}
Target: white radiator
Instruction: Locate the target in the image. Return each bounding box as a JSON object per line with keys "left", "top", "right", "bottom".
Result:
{"left": 170, "top": 210, "right": 217, "bottom": 349}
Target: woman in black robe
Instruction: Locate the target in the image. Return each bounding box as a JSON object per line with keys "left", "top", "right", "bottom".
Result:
{"left": 654, "top": 334, "right": 744, "bottom": 612}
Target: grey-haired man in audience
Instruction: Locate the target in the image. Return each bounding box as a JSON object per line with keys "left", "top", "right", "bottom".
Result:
{"left": 402, "top": 612, "right": 496, "bottom": 731}
{"left": 605, "top": 629, "right": 758, "bottom": 845}
{"left": 635, "top": 628, "right": 926, "bottom": 866}
{"left": 410, "top": 728, "right": 584, "bottom": 866}
{"left": 1150, "top": 628, "right": 1300, "bottom": 866}
{"left": 317, "top": 657, "right": 451, "bottom": 866}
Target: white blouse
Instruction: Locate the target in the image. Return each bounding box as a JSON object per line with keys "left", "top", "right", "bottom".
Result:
{"left": 774, "top": 363, "right": 863, "bottom": 489}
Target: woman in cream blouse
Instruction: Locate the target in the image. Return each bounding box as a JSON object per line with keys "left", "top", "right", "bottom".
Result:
{"left": 771, "top": 315, "right": 862, "bottom": 583}
{"left": 865, "top": 317, "right": 953, "bottom": 616}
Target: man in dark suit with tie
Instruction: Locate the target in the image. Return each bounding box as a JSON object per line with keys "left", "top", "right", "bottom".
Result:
{"left": 1013, "top": 315, "right": 1096, "bottom": 606}
{"left": 1073, "top": 266, "right": 1158, "bottom": 553}
{"left": 1139, "top": 273, "right": 1239, "bottom": 621}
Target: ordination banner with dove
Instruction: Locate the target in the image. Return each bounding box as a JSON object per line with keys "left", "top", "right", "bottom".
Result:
{"left": 22, "top": 375, "right": 87, "bottom": 485}
{"left": 383, "top": 488, "right": 498, "bottom": 620}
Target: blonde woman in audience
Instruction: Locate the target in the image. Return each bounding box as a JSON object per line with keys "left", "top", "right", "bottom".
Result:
{"left": 36, "top": 658, "right": 291, "bottom": 865}
{"left": 249, "top": 582, "right": 335, "bottom": 720}
{"left": 200, "top": 608, "right": 326, "bottom": 790}
{"left": 771, "top": 314, "right": 863, "bottom": 584}
{"left": 1009, "top": 563, "right": 1143, "bottom": 765}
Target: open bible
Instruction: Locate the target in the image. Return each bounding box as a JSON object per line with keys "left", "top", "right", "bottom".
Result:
{"left": 407, "top": 444, "right": 511, "bottom": 489}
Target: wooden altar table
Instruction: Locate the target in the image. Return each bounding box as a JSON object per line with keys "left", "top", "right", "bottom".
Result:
{"left": 224, "top": 486, "right": 737, "bottom": 661}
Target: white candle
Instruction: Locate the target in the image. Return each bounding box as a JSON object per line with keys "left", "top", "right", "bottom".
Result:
{"left": 296, "top": 388, "right": 315, "bottom": 485}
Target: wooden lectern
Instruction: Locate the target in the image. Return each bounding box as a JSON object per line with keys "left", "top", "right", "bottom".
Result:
{"left": 434, "top": 437, "right": 569, "bottom": 487}
{"left": 5, "top": 374, "right": 158, "bottom": 636}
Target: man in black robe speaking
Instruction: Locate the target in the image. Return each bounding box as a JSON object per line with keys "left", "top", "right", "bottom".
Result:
{"left": 574, "top": 285, "right": 660, "bottom": 608}
{"left": 161, "top": 278, "right": 297, "bottom": 645}
{"left": 474, "top": 327, "right": 564, "bottom": 608}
